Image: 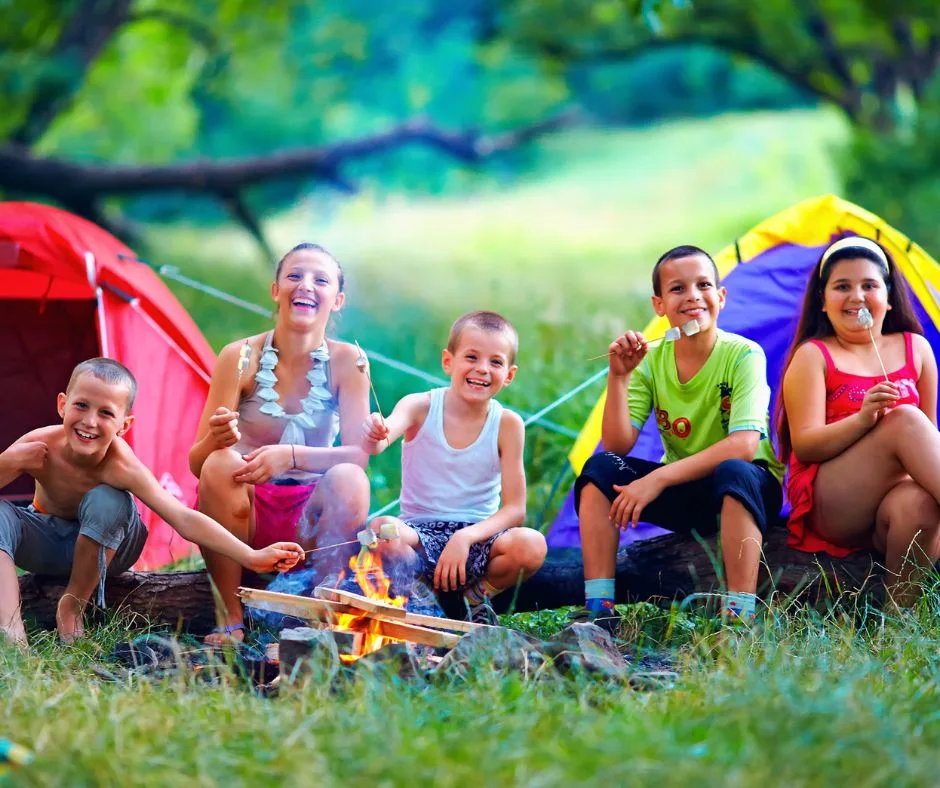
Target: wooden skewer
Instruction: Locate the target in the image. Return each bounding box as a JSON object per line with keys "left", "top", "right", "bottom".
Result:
{"left": 354, "top": 340, "right": 384, "bottom": 417}
{"left": 868, "top": 327, "right": 890, "bottom": 383}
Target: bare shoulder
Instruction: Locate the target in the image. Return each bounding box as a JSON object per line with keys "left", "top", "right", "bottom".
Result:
{"left": 326, "top": 339, "right": 361, "bottom": 378}
{"left": 19, "top": 425, "right": 63, "bottom": 444}
{"left": 104, "top": 436, "right": 145, "bottom": 478}
{"left": 498, "top": 408, "right": 525, "bottom": 441}
{"left": 789, "top": 341, "right": 827, "bottom": 373}
{"left": 911, "top": 332, "right": 933, "bottom": 357}
{"left": 219, "top": 333, "right": 267, "bottom": 364}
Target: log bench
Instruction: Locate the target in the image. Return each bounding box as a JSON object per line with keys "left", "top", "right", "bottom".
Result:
{"left": 18, "top": 525, "right": 904, "bottom": 634}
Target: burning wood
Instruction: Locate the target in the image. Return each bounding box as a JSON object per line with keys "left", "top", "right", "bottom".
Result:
{"left": 238, "top": 544, "right": 486, "bottom": 663}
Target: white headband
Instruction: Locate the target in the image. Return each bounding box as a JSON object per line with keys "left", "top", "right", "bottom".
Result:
{"left": 820, "top": 236, "right": 889, "bottom": 272}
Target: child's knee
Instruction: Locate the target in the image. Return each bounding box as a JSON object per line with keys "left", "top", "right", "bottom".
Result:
{"left": 500, "top": 528, "right": 547, "bottom": 572}
{"left": 319, "top": 464, "right": 370, "bottom": 511}
{"left": 199, "top": 448, "right": 244, "bottom": 494}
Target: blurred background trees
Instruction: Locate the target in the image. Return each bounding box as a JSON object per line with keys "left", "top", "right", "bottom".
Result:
{"left": 1, "top": 0, "right": 938, "bottom": 251}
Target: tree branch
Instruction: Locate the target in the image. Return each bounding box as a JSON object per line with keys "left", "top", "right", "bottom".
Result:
{"left": 222, "top": 191, "right": 274, "bottom": 260}
{"left": 10, "top": 0, "right": 134, "bottom": 146}
{"left": 0, "top": 112, "right": 577, "bottom": 249}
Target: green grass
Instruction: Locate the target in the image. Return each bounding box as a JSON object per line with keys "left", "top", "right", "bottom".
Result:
{"left": 2, "top": 599, "right": 938, "bottom": 786}
{"left": 150, "top": 107, "right": 846, "bottom": 524}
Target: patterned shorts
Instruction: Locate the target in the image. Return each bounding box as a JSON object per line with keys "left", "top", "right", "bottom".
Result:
{"left": 407, "top": 520, "right": 506, "bottom": 589}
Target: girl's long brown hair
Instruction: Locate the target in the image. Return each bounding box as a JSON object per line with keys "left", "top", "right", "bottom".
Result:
{"left": 775, "top": 238, "right": 923, "bottom": 463}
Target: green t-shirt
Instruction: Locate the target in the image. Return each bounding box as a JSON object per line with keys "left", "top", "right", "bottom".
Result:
{"left": 627, "top": 330, "right": 785, "bottom": 482}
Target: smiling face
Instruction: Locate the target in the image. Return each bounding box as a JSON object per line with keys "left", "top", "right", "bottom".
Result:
{"left": 271, "top": 248, "right": 344, "bottom": 329}
{"left": 822, "top": 257, "right": 891, "bottom": 336}
{"left": 57, "top": 374, "right": 133, "bottom": 458}
{"left": 651, "top": 254, "right": 725, "bottom": 332}
{"left": 442, "top": 325, "right": 518, "bottom": 403}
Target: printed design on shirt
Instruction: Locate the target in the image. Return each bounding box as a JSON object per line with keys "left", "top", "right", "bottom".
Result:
{"left": 655, "top": 408, "right": 692, "bottom": 439}
{"left": 717, "top": 381, "right": 733, "bottom": 431}
{"left": 828, "top": 377, "right": 918, "bottom": 406}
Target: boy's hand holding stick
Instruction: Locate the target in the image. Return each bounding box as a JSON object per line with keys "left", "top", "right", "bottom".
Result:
{"left": 587, "top": 319, "right": 701, "bottom": 362}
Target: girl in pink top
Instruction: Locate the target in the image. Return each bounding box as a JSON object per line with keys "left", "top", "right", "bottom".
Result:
{"left": 189, "top": 243, "right": 371, "bottom": 643}
{"left": 778, "top": 236, "right": 940, "bottom": 606}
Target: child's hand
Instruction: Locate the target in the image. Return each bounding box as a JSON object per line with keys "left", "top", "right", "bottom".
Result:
{"left": 434, "top": 530, "right": 472, "bottom": 592}
{"left": 12, "top": 441, "right": 48, "bottom": 473}
{"left": 859, "top": 381, "right": 900, "bottom": 427}
{"left": 247, "top": 541, "right": 304, "bottom": 573}
{"left": 361, "top": 412, "right": 389, "bottom": 450}
{"left": 610, "top": 472, "right": 665, "bottom": 530}
{"left": 608, "top": 331, "right": 648, "bottom": 377}
{"left": 208, "top": 407, "right": 241, "bottom": 449}
{"left": 233, "top": 445, "right": 293, "bottom": 485}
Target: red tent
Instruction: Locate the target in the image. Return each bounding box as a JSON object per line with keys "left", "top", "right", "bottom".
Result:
{"left": 0, "top": 202, "right": 215, "bottom": 569}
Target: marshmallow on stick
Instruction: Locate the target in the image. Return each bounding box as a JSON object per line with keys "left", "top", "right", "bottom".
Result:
{"left": 354, "top": 340, "right": 384, "bottom": 418}
{"left": 234, "top": 341, "right": 251, "bottom": 410}
{"left": 588, "top": 318, "right": 700, "bottom": 362}
{"left": 857, "top": 306, "right": 890, "bottom": 382}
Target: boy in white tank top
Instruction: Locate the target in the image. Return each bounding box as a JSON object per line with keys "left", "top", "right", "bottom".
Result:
{"left": 362, "top": 311, "right": 547, "bottom": 623}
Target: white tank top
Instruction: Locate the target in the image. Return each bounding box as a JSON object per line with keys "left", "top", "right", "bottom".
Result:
{"left": 398, "top": 387, "right": 503, "bottom": 523}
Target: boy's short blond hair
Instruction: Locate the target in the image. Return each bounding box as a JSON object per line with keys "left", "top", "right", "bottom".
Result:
{"left": 66, "top": 358, "right": 138, "bottom": 411}
{"left": 447, "top": 311, "right": 519, "bottom": 365}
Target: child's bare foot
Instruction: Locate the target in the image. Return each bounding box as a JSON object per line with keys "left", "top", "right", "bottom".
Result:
{"left": 0, "top": 625, "right": 28, "bottom": 650}
{"left": 56, "top": 594, "right": 86, "bottom": 644}
{"left": 204, "top": 622, "right": 245, "bottom": 646}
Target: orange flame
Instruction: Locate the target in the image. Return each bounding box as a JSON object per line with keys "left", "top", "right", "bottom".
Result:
{"left": 333, "top": 546, "right": 408, "bottom": 662}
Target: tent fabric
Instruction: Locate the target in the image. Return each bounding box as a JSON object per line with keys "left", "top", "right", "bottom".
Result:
{"left": 0, "top": 202, "right": 215, "bottom": 569}
{"left": 547, "top": 194, "right": 940, "bottom": 549}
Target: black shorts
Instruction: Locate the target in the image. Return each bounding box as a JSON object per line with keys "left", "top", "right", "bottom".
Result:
{"left": 574, "top": 453, "right": 783, "bottom": 536}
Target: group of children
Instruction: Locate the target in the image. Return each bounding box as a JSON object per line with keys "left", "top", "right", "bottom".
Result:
{"left": 1, "top": 236, "right": 938, "bottom": 647}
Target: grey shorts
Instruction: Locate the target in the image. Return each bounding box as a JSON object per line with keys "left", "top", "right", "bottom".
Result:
{"left": 0, "top": 485, "right": 148, "bottom": 576}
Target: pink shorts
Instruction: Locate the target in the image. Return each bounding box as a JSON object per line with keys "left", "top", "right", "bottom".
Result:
{"left": 250, "top": 481, "right": 317, "bottom": 549}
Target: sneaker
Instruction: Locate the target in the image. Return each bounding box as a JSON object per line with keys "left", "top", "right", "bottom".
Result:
{"left": 467, "top": 600, "right": 500, "bottom": 626}
{"left": 567, "top": 605, "right": 623, "bottom": 636}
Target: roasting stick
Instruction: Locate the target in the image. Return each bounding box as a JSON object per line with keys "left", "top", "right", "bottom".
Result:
{"left": 857, "top": 306, "right": 890, "bottom": 382}
{"left": 586, "top": 318, "right": 701, "bottom": 362}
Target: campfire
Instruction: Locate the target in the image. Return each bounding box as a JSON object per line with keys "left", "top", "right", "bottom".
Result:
{"left": 238, "top": 544, "right": 488, "bottom": 666}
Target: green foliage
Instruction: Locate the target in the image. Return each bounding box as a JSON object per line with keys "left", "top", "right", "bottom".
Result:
{"left": 501, "top": 0, "right": 940, "bottom": 130}
{"left": 839, "top": 77, "right": 940, "bottom": 257}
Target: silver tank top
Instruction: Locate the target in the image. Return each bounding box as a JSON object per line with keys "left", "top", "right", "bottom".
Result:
{"left": 233, "top": 332, "right": 340, "bottom": 482}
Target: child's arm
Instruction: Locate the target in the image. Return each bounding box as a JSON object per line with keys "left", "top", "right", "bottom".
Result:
{"left": 361, "top": 393, "right": 431, "bottom": 455}
{"left": 784, "top": 343, "right": 899, "bottom": 464}
{"left": 433, "top": 411, "right": 526, "bottom": 591}
{"left": 0, "top": 433, "right": 48, "bottom": 489}
{"left": 601, "top": 331, "right": 651, "bottom": 455}
{"left": 913, "top": 334, "right": 938, "bottom": 427}
{"left": 189, "top": 340, "right": 250, "bottom": 478}
{"left": 110, "top": 443, "right": 303, "bottom": 572}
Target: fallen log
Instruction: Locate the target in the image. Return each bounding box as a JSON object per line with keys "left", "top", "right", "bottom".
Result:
{"left": 18, "top": 526, "right": 907, "bottom": 632}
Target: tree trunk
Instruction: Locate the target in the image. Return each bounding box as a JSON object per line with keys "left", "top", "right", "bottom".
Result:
{"left": 18, "top": 527, "right": 895, "bottom": 633}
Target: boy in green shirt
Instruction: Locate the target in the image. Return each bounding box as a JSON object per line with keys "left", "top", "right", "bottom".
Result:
{"left": 574, "top": 245, "right": 784, "bottom": 630}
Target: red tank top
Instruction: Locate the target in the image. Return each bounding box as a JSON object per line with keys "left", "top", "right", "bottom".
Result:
{"left": 812, "top": 332, "right": 920, "bottom": 422}
{"left": 786, "top": 332, "right": 921, "bottom": 556}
